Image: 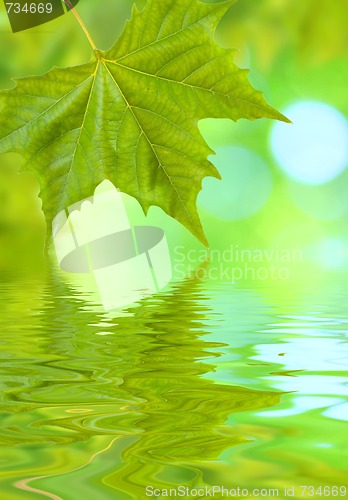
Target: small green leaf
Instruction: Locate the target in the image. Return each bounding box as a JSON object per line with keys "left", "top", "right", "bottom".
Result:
{"left": 0, "top": 0, "right": 288, "bottom": 247}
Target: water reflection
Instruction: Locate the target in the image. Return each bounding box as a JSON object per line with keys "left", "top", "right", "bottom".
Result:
{"left": 202, "top": 281, "right": 348, "bottom": 490}
{"left": 0, "top": 269, "right": 281, "bottom": 499}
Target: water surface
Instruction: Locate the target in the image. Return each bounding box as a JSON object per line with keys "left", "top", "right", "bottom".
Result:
{"left": 0, "top": 268, "right": 347, "bottom": 499}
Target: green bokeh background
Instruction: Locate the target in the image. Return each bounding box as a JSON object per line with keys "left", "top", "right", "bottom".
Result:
{"left": 0, "top": 0, "right": 347, "bottom": 274}
{"left": 0, "top": 3, "right": 347, "bottom": 498}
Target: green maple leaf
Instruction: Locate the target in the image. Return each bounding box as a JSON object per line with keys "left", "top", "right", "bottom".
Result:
{"left": 0, "top": 0, "right": 288, "bottom": 247}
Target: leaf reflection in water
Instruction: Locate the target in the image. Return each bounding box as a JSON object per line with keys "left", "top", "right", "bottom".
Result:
{"left": 0, "top": 268, "right": 282, "bottom": 499}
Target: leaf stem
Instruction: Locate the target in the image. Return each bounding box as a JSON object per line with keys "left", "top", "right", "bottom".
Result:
{"left": 63, "top": 0, "right": 97, "bottom": 52}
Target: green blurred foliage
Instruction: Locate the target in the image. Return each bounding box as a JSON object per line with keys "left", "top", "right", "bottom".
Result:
{"left": 219, "top": 0, "right": 348, "bottom": 70}
{"left": 0, "top": 0, "right": 347, "bottom": 269}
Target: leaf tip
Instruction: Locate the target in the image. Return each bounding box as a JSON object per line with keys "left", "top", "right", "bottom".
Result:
{"left": 276, "top": 111, "right": 292, "bottom": 124}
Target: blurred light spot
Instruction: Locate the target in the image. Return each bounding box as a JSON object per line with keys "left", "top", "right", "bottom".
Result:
{"left": 309, "top": 238, "right": 347, "bottom": 270}
{"left": 289, "top": 168, "right": 348, "bottom": 220}
{"left": 95, "top": 331, "right": 114, "bottom": 336}
{"left": 198, "top": 147, "right": 272, "bottom": 220}
{"left": 271, "top": 101, "right": 348, "bottom": 184}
